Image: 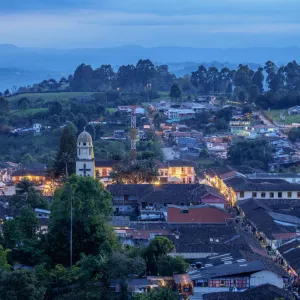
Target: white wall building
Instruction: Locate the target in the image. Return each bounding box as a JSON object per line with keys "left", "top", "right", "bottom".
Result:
{"left": 76, "top": 129, "right": 95, "bottom": 178}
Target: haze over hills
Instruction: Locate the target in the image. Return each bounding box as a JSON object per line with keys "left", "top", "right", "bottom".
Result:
{"left": 1, "top": 44, "right": 300, "bottom": 91}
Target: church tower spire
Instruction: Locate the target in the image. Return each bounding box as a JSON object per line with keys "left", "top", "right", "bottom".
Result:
{"left": 76, "top": 129, "right": 95, "bottom": 178}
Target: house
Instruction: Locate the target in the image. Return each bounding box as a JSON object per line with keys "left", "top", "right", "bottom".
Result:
{"left": 157, "top": 160, "right": 196, "bottom": 183}
{"left": 288, "top": 105, "right": 300, "bottom": 115}
{"left": 95, "top": 160, "right": 118, "bottom": 182}
{"left": 165, "top": 224, "right": 256, "bottom": 259}
{"left": 11, "top": 162, "right": 47, "bottom": 184}
{"left": 166, "top": 109, "right": 195, "bottom": 120}
{"left": 248, "top": 172, "right": 300, "bottom": 183}
{"left": 107, "top": 184, "right": 154, "bottom": 214}
{"left": 276, "top": 239, "right": 300, "bottom": 276}
{"left": 33, "top": 123, "right": 42, "bottom": 134}
{"left": 190, "top": 259, "right": 287, "bottom": 291}
{"left": 34, "top": 208, "right": 50, "bottom": 219}
{"left": 235, "top": 181, "right": 300, "bottom": 201}
{"left": 202, "top": 284, "right": 294, "bottom": 300}
{"left": 238, "top": 198, "right": 300, "bottom": 249}
{"left": 0, "top": 161, "right": 14, "bottom": 182}
{"left": 167, "top": 205, "right": 231, "bottom": 224}
{"left": 107, "top": 184, "right": 228, "bottom": 217}
{"left": 229, "top": 121, "right": 251, "bottom": 136}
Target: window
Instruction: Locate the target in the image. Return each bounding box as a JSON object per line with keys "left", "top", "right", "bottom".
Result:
{"left": 102, "top": 168, "right": 107, "bottom": 176}
{"left": 297, "top": 192, "right": 300, "bottom": 198}
{"left": 124, "top": 195, "right": 129, "bottom": 201}
{"left": 240, "top": 191, "right": 244, "bottom": 198}
{"left": 78, "top": 149, "right": 81, "bottom": 155}
{"left": 288, "top": 192, "right": 292, "bottom": 198}
{"left": 187, "top": 167, "right": 192, "bottom": 174}
{"left": 89, "top": 148, "right": 91, "bottom": 155}
{"left": 252, "top": 192, "right": 257, "bottom": 198}
{"left": 278, "top": 192, "right": 282, "bottom": 198}
{"left": 171, "top": 167, "right": 176, "bottom": 174}
{"left": 181, "top": 167, "right": 185, "bottom": 173}
{"left": 181, "top": 209, "right": 189, "bottom": 214}
{"left": 220, "top": 280, "right": 226, "bottom": 287}
{"left": 270, "top": 192, "right": 274, "bottom": 198}
{"left": 261, "top": 192, "right": 266, "bottom": 198}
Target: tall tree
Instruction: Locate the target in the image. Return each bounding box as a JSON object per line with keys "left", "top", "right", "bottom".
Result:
{"left": 206, "top": 66, "right": 219, "bottom": 93}
{"left": 169, "top": 83, "right": 182, "bottom": 102}
{"left": 135, "top": 59, "right": 156, "bottom": 88}
{"left": 116, "top": 65, "right": 136, "bottom": 90}
{"left": 252, "top": 67, "right": 264, "bottom": 93}
{"left": 46, "top": 176, "right": 117, "bottom": 265}
{"left": 53, "top": 123, "right": 77, "bottom": 177}
{"left": 191, "top": 65, "right": 207, "bottom": 93}
{"left": 92, "top": 65, "right": 115, "bottom": 91}
{"left": 70, "top": 64, "right": 93, "bottom": 92}
{"left": 264, "top": 61, "right": 279, "bottom": 92}
{"left": 0, "top": 96, "right": 9, "bottom": 131}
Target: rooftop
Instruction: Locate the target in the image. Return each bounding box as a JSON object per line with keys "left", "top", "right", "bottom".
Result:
{"left": 202, "top": 284, "right": 294, "bottom": 300}
{"left": 167, "top": 205, "right": 231, "bottom": 224}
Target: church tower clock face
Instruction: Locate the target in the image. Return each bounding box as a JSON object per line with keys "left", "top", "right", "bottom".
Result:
{"left": 82, "top": 149, "right": 87, "bottom": 154}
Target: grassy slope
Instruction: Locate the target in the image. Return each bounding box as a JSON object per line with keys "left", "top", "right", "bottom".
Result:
{"left": 266, "top": 109, "right": 300, "bottom": 125}
{"left": 11, "top": 108, "right": 49, "bottom": 117}
{"left": 9, "top": 92, "right": 94, "bottom": 106}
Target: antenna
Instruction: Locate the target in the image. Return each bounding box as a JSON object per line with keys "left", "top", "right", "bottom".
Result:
{"left": 131, "top": 106, "right": 137, "bottom": 162}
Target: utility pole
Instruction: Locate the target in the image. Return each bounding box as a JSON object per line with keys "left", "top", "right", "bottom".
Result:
{"left": 131, "top": 106, "right": 137, "bottom": 162}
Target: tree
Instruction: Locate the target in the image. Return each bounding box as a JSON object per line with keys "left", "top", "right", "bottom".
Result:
{"left": 191, "top": 65, "right": 207, "bottom": 93}
{"left": 92, "top": 65, "right": 115, "bottom": 91}
{"left": 49, "top": 101, "right": 63, "bottom": 116}
{"left": 249, "top": 85, "right": 260, "bottom": 103}
{"left": 108, "top": 252, "right": 146, "bottom": 279}
{"left": 18, "top": 97, "right": 30, "bottom": 110}
{"left": 143, "top": 236, "right": 174, "bottom": 275}
{"left": 18, "top": 206, "right": 39, "bottom": 240}
{"left": 157, "top": 255, "right": 188, "bottom": 276}
{"left": 46, "top": 176, "right": 117, "bottom": 265}
{"left": 117, "top": 65, "right": 136, "bottom": 90}
{"left": 0, "top": 245, "right": 11, "bottom": 271}
{"left": 53, "top": 123, "right": 77, "bottom": 177}
{"left": 0, "top": 96, "right": 9, "bottom": 131}
{"left": 76, "top": 113, "right": 88, "bottom": 132}
{"left": 136, "top": 288, "right": 180, "bottom": 300}
{"left": 3, "top": 89, "right": 10, "bottom": 97}
{"left": 252, "top": 67, "right": 264, "bottom": 93}
{"left": 0, "top": 270, "right": 46, "bottom": 300}
{"left": 70, "top": 64, "right": 93, "bottom": 92}
{"left": 265, "top": 61, "right": 279, "bottom": 92}
{"left": 169, "top": 83, "right": 182, "bottom": 102}
{"left": 135, "top": 59, "right": 156, "bottom": 88}
{"left": 288, "top": 127, "right": 300, "bottom": 142}
{"left": 199, "top": 148, "right": 209, "bottom": 159}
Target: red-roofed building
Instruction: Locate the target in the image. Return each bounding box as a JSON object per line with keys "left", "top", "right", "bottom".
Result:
{"left": 167, "top": 205, "right": 231, "bottom": 224}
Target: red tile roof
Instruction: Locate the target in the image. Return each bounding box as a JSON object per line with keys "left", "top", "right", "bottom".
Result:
{"left": 167, "top": 205, "right": 231, "bottom": 224}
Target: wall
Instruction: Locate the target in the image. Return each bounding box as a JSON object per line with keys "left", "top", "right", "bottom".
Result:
{"left": 250, "top": 270, "right": 283, "bottom": 288}
{"left": 76, "top": 161, "right": 95, "bottom": 178}
{"left": 237, "top": 190, "right": 300, "bottom": 200}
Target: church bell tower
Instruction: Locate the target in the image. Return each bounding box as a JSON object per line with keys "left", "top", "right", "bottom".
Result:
{"left": 76, "top": 128, "right": 95, "bottom": 178}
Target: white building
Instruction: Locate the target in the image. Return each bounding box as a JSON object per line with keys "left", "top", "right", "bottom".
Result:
{"left": 76, "top": 129, "right": 95, "bottom": 178}
{"left": 167, "top": 109, "right": 195, "bottom": 120}
{"left": 33, "top": 123, "right": 42, "bottom": 134}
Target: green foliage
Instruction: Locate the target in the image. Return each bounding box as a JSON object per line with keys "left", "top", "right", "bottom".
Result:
{"left": 0, "top": 245, "right": 11, "bottom": 271}
{"left": 53, "top": 123, "right": 77, "bottom": 177}
{"left": 288, "top": 127, "right": 300, "bottom": 142}
{"left": 157, "top": 255, "right": 188, "bottom": 276}
{"left": 46, "top": 176, "right": 117, "bottom": 265}
{"left": 169, "top": 83, "right": 182, "bottom": 101}
{"left": 0, "top": 269, "right": 46, "bottom": 300}
{"left": 111, "top": 159, "right": 159, "bottom": 183}
{"left": 135, "top": 287, "right": 180, "bottom": 300}
{"left": 144, "top": 236, "right": 174, "bottom": 275}
{"left": 228, "top": 140, "right": 273, "bottom": 170}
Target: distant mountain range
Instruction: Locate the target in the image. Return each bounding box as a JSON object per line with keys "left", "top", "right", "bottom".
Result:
{"left": 1, "top": 44, "right": 300, "bottom": 91}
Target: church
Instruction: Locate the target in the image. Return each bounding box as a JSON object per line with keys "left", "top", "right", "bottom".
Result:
{"left": 76, "top": 129, "right": 95, "bottom": 178}
{"left": 76, "top": 129, "right": 116, "bottom": 182}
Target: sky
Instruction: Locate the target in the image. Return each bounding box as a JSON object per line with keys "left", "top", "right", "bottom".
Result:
{"left": 1, "top": 0, "right": 300, "bottom": 48}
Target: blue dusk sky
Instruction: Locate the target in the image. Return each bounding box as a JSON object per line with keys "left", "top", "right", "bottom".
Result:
{"left": 0, "top": 0, "right": 300, "bottom": 48}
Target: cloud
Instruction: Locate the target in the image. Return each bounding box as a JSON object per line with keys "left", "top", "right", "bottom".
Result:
{"left": 1, "top": 0, "right": 300, "bottom": 47}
